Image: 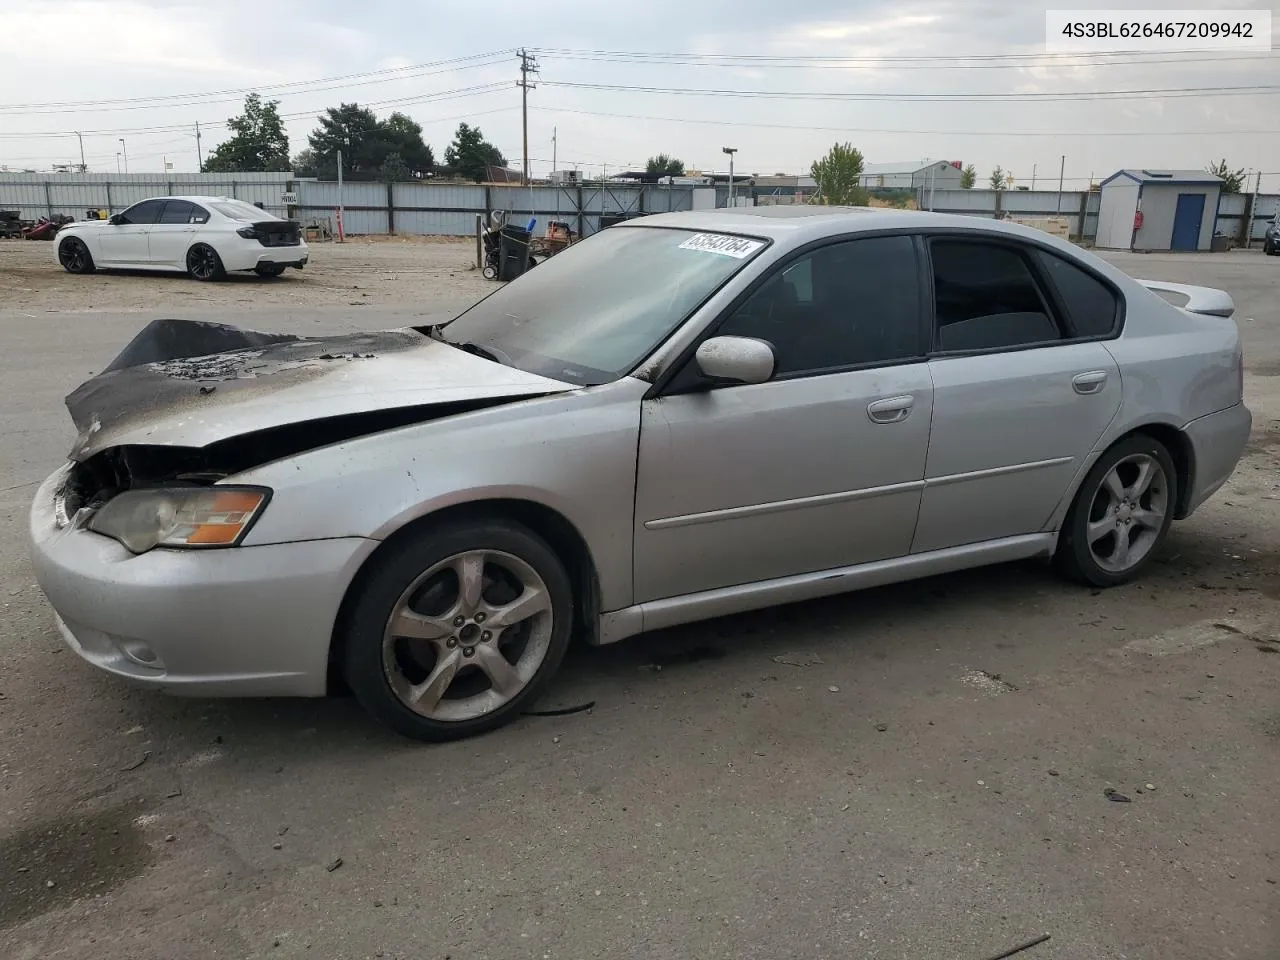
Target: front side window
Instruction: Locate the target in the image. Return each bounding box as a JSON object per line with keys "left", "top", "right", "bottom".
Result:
{"left": 117, "top": 200, "right": 165, "bottom": 225}
{"left": 716, "top": 235, "right": 923, "bottom": 376}
{"left": 930, "top": 240, "right": 1060, "bottom": 352}
{"left": 437, "top": 226, "right": 767, "bottom": 385}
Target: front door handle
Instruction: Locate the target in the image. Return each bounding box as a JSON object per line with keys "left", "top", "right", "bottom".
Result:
{"left": 867, "top": 395, "right": 914, "bottom": 424}
{"left": 1072, "top": 370, "right": 1109, "bottom": 395}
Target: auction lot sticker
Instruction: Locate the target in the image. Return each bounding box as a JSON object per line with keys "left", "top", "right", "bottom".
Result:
{"left": 678, "top": 233, "right": 766, "bottom": 259}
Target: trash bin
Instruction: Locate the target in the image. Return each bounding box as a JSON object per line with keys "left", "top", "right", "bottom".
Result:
{"left": 498, "top": 225, "right": 531, "bottom": 281}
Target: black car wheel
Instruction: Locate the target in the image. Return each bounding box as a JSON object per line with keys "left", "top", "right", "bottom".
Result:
{"left": 58, "top": 236, "right": 96, "bottom": 274}
{"left": 341, "top": 518, "right": 574, "bottom": 742}
{"left": 186, "top": 243, "right": 226, "bottom": 281}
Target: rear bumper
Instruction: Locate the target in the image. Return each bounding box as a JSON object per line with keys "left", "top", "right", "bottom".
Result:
{"left": 220, "top": 238, "right": 310, "bottom": 272}
{"left": 1182, "top": 401, "right": 1252, "bottom": 516}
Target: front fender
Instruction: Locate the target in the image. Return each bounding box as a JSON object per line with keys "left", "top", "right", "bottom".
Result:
{"left": 233, "top": 381, "right": 646, "bottom": 611}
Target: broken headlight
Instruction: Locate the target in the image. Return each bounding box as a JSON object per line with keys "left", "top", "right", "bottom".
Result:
{"left": 87, "top": 487, "right": 270, "bottom": 554}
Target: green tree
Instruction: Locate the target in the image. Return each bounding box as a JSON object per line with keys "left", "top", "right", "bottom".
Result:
{"left": 442, "top": 123, "right": 507, "bottom": 182}
{"left": 379, "top": 151, "right": 411, "bottom": 183}
{"left": 292, "top": 148, "right": 319, "bottom": 178}
{"left": 1205, "top": 158, "right": 1246, "bottom": 194}
{"left": 989, "top": 165, "right": 1007, "bottom": 191}
{"left": 646, "top": 153, "right": 684, "bottom": 177}
{"left": 809, "top": 142, "right": 868, "bottom": 206}
{"left": 377, "top": 112, "right": 434, "bottom": 178}
{"left": 307, "top": 103, "right": 382, "bottom": 176}
{"left": 960, "top": 163, "right": 977, "bottom": 189}
{"left": 203, "top": 94, "right": 290, "bottom": 172}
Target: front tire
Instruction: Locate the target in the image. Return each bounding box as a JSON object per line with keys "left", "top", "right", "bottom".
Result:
{"left": 1055, "top": 434, "right": 1176, "bottom": 587}
{"left": 254, "top": 263, "right": 286, "bottom": 278}
{"left": 58, "top": 236, "right": 95, "bottom": 274}
{"left": 341, "top": 520, "right": 574, "bottom": 742}
{"left": 186, "top": 243, "right": 225, "bottom": 281}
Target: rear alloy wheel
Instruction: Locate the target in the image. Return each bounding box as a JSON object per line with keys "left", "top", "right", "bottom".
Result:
{"left": 186, "top": 243, "right": 225, "bottom": 281}
{"left": 341, "top": 520, "right": 573, "bottom": 741}
{"left": 254, "top": 263, "right": 287, "bottom": 278}
{"left": 1055, "top": 435, "right": 1176, "bottom": 587}
{"left": 58, "top": 236, "right": 95, "bottom": 274}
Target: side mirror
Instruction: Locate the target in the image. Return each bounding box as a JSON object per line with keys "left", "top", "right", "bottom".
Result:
{"left": 694, "top": 336, "right": 775, "bottom": 386}
{"left": 108, "top": 214, "right": 125, "bottom": 225}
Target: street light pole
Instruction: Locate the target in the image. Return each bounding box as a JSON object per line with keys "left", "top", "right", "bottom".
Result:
{"left": 115, "top": 153, "right": 122, "bottom": 174}
{"left": 119, "top": 138, "right": 128, "bottom": 174}
{"left": 722, "top": 146, "right": 737, "bottom": 207}
{"left": 74, "top": 132, "right": 85, "bottom": 172}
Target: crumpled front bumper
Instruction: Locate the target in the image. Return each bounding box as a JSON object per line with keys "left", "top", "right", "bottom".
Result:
{"left": 27, "top": 465, "right": 376, "bottom": 697}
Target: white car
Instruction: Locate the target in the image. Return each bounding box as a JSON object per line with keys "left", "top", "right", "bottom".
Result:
{"left": 55, "top": 195, "right": 309, "bottom": 281}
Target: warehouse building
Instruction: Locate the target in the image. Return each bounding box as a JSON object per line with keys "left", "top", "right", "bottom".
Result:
{"left": 1094, "top": 169, "right": 1224, "bottom": 252}
{"left": 858, "top": 160, "right": 964, "bottom": 190}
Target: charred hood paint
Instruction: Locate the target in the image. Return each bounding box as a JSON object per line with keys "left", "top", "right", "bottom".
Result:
{"left": 66, "top": 318, "right": 577, "bottom": 461}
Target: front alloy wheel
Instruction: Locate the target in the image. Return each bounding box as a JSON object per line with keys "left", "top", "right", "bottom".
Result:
{"left": 342, "top": 520, "right": 573, "bottom": 741}
{"left": 58, "top": 236, "right": 95, "bottom": 274}
{"left": 1056, "top": 435, "right": 1176, "bottom": 586}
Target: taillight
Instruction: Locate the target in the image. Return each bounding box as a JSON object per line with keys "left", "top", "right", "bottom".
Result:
{"left": 236, "top": 226, "right": 257, "bottom": 239}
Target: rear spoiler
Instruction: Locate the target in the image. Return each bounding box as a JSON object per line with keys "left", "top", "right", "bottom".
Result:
{"left": 1137, "top": 279, "right": 1235, "bottom": 318}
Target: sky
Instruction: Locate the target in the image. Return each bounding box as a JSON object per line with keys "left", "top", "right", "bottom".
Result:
{"left": 2, "top": 0, "right": 1277, "bottom": 190}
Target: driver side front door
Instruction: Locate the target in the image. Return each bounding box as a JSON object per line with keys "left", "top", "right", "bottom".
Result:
{"left": 98, "top": 199, "right": 163, "bottom": 265}
{"left": 632, "top": 234, "right": 934, "bottom": 604}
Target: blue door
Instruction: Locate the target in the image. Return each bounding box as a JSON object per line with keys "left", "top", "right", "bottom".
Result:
{"left": 1171, "top": 193, "right": 1205, "bottom": 250}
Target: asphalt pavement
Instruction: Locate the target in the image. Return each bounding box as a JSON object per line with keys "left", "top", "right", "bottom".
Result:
{"left": 1, "top": 251, "right": 1278, "bottom": 960}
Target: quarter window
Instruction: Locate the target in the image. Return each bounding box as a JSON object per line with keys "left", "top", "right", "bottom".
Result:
{"left": 716, "top": 235, "right": 923, "bottom": 376}
{"left": 929, "top": 240, "right": 1060, "bottom": 352}
{"left": 1034, "top": 250, "right": 1120, "bottom": 338}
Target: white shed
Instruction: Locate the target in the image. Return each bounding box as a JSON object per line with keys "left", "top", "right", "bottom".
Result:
{"left": 1095, "top": 169, "right": 1223, "bottom": 252}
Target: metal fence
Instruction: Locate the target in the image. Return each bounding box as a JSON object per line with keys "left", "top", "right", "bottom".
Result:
{"left": 1, "top": 172, "right": 1275, "bottom": 243}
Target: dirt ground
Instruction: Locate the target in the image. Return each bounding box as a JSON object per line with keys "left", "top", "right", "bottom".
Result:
{"left": 0, "top": 235, "right": 492, "bottom": 312}
{"left": 0, "top": 241, "right": 1278, "bottom": 959}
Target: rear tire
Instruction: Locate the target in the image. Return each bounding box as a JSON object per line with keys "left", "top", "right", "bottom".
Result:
{"left": 58, "top": 236, "right": 95, "bottom": 274}
{"left": 341, "top": 519, "right": 574, "bottom": 742}
{"left": 186, "top": 243, "right": 225, "bottom": 281}
{"left": 254, "top": 263, "right": 286, "bottom": 278}
{"left": 1054, "top": 434, "right": 1177, "bottom": 587}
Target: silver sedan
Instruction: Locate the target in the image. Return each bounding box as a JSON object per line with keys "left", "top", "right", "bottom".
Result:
{"left": 29, "top": 208, "right": 1252, "bottom": 741}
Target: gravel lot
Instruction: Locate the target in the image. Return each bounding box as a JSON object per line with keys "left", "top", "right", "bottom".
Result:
{"left": 1, "top": 238, "right": 1278, "bottom": 960}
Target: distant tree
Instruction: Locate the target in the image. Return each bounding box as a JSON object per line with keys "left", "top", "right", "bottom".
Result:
{"left": 203, "top": 94, "right": 290, "bottom": 172}
{"left": 379, "top": 151, "right": 411, "bottom": 183}
{"left": 378, "top": 112, "right": 434, "bottom": 178}
{"left": 1206, "top": 158, "right": 1246, "bottom": 194}
{"left": 308, "top": 103, "right": 382, "bottom": 176}
{"left": 442, "top": 123, "right": 507, "bottom": 182}
{"left": 960, "top": 163, "right": 977, "bottom": 189}
{"left": 989, "top": 165, "right": 1007, "bottom": 191}
{"left": 646, "top": 153, "right": 684, "bottom": 177}
{"left": 810, "top": 142, "right": 868, "bottom": 206}
{"left": 292, "top": 148, "right": 319, "bottom": 178}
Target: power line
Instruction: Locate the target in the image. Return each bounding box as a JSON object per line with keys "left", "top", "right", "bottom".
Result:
{"left": 530, "top": 45, "right": 1277, "bottom": 65}
{"left": 540, "top": 80, "right": 1280, "bottom": 102}
{"left": 537, "top": 105, "right": 1280, "bottom": 138}
{"left": 0, "top": 51, "right": 515, "bottom": 113}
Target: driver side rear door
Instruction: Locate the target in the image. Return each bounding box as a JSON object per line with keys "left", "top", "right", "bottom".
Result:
{"left": 632, "top": 233, "right": 935, "bottom": 604}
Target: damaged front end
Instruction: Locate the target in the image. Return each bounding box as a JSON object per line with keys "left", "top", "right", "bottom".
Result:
{"left": 55, "top": 318, "right": 575, "bottom": 538}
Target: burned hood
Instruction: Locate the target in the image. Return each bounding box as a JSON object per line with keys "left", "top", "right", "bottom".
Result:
{"left": 66, "top": 318, "right": 576, "bottom": 460}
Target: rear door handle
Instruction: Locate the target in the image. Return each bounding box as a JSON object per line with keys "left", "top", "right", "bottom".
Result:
{"left": 1072, "top": 370, "right": 1109, "bottom": 395}
{"left": 867, "top": 395, "right": 915, "bottom": 424}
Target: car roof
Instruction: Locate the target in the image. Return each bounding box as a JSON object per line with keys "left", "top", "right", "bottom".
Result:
{"left": 627, "top": 206, "right": 1073, "bottom": 248}
{"left": 132, "top": 196, "right": 251, "bottom": 204}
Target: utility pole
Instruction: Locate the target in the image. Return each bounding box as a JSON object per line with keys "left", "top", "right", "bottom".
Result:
{"left": 1056, "top": 155, "right": 1065, "bottom": 213}
{"left": 1244, "top": 170, "right": 1261, "bottom": 249}
{"left": 1031, "top": 162, "right": 1036, "bottom": 190}
{"left": 195, "top": 121, "right": 204, "bottom": 172}
{"left": 336, "top": 149, "right": 345, "bottom": 243}
{"left": 119, "top": 138, "right": 128, "bottom": 174}
{"left": 517, "top": 48, "right": 539, "bottom": 186}
{"left": 73, "top": 132, "right": 85, "bottom": 172}
{"left": 552, "top": 126, "right": 557, "bottom": 175}
{"left": 722, "top": 146, "right": 737, "bottom": 207}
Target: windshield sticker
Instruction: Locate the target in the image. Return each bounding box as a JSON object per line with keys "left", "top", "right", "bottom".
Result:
{"left": 677, "top": 233, "right": 764, "bottom": 259}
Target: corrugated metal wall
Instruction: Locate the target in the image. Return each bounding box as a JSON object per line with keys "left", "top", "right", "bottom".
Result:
{"left": 0, "top": 172, "right": 292, "bottom": 219}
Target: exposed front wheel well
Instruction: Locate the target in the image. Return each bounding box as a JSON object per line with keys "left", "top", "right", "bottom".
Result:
{"left": 327, "top": 499, "right": 602, "bottom": 691}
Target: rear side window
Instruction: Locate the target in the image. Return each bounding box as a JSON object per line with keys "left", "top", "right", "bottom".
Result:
{"left": 157, "top": 200, "right": 193, "bottom": 224}
{"left": 1034, "top": 250, "right": 1120, "bottom": 337}
{"left": 929, "top": 240, "right": 1059, "bottom": 352}
{"left": 190, "top": 204, "right": 210, "bottom": 224}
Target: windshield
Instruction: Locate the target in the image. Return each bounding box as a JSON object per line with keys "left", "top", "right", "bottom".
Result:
{"left": 439, "top": 225, "right": 767, "bottom": 385}
{"left": 211, "top": 200, "right": 278, "bottom": 221}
